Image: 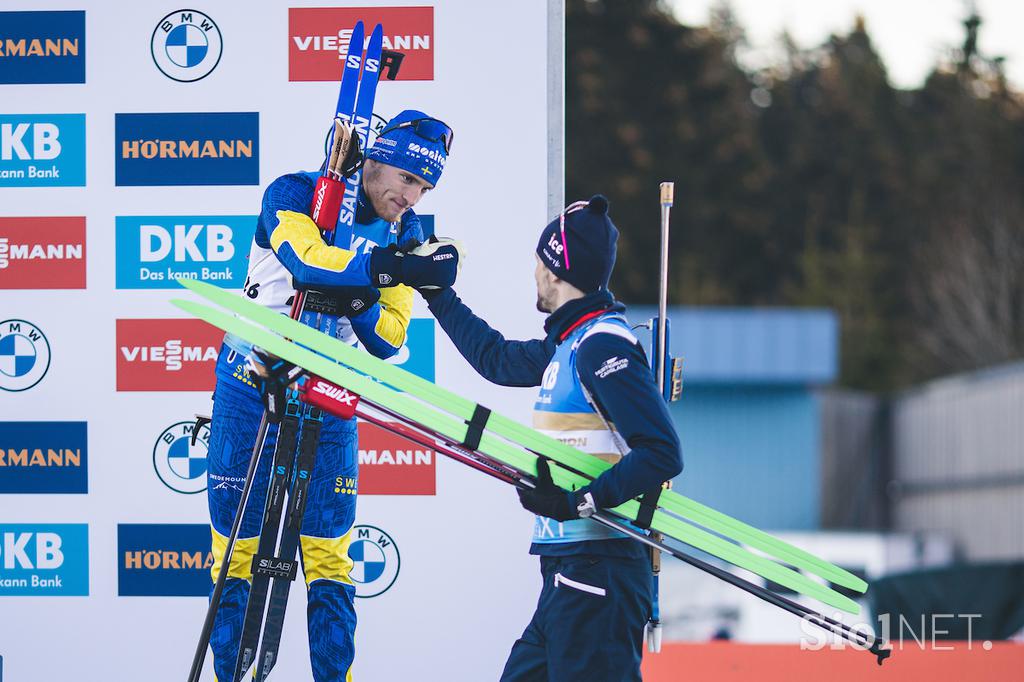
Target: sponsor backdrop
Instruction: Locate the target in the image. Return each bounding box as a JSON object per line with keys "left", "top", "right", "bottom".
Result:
{"left": 0, "top": 2, "right": 555, "bottom": 681}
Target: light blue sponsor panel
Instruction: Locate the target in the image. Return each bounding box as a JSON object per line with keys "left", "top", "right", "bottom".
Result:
{"left": 115, "top": 215, "right": 257, "bottom": 289}
{"left": 385, "top": 318, "right": 435, "bottom": 382}
{"left": 0, "top": 114, "right": 85, "bottom": 187}
{"left": 0, "top": 523, "right": 89, "bottom": 596}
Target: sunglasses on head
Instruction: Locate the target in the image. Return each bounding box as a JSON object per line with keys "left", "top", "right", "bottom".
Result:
{"left": 380, "top": 117, "right": 454, "bottom": 154}
{"left": 558, "top": 200, "right": 591, "bottom": 270}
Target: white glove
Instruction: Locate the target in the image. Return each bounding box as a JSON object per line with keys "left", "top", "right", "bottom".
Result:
{"left": 408, "top": 236, "right": 466, "bottom": 286}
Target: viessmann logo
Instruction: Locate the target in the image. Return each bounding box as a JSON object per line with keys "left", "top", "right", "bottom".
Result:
{"left": 289, "top": 7, "right": 434, "bottom": 82}
{"left": 114, "top": 112, "right": 259, "bottom": 186}
{"left": 0, "top": 217, "right": 86, "bottom": 289}
{"left": 0, "top": 10, "right": 85, "bottom": 84}
{"left": 115, "top": 215, "right": 256, "bottom": 289}
{"left": 0, "top": 114, "right": 86, "bottom": 187}
{"left": 116, "top": 319, "right": 221, "bottom": 391}
{"left": 357, "top": 421, "right": 435, "bottom": 496}
{"left": 117, "top": 523, "right": 211, "bottom": 596}
{"left": 0, "top": 421, "right": 87, "bottom": 494}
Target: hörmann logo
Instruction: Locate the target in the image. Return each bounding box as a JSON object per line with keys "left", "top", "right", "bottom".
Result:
{"left": 0, "top": 114, "right": 86, "bottom": 187}
{"left": 0, "top": 10, "right": 85, "bottom": 84}
{"left": 0, "top": 524, "right": 89, "bottom": 596}
{"left": 116, "top": 319, "right": 221, "bottom": 391}
{"left": 0, "top": 217, "right": 86, "bottom": 289}
{"left": 115, "top": 215, "right": 256, "bottom": 289}
{"left": 357, "top": 421, "right": 435, "bottom": 496}
{"left": 289, "top": 7, "right": 434, "bottom": 82}
{"left": 0, "top": 422, "right": 87, "bottom": 494}
{"left": 115, "top": 112, "right": 259, "bottom": 186}
{"left": 117, "top": 523, "right": 211, "bottom": 596}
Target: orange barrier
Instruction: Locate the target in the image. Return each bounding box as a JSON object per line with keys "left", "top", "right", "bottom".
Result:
{"left": 641, "top": 642, "right": 1024, "bottom": 681}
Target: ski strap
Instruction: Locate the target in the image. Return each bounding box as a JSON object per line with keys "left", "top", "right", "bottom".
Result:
{"left": 462, "top": 404, "right": 491, "bottom": 450}
{"left": 635, "top": 487, "right": 664, "bottom": 530}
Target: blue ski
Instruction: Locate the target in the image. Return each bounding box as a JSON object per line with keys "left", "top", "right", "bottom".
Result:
{"left": 333, "top": 22, "right": 383, "bottom": 249}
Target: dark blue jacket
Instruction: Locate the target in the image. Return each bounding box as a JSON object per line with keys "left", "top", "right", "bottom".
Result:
{"left": 426, "top": 289, "right": 682, "bottom": 511}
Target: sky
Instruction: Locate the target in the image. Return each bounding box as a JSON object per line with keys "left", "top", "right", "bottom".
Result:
{"left": 669, "top": 0, "right": 1024, "bottom": 90}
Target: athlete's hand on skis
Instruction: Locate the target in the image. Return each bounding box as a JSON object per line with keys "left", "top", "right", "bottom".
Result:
{"left": 369, "top": 236, "right": 462, "bottom": 290}
{"left": 517, "top": 458, "right": 580, "bottom": 522}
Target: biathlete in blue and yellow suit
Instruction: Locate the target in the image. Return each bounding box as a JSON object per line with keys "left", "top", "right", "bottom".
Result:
{"left": 206, "top": 111, "right": 457, "bottom": 682}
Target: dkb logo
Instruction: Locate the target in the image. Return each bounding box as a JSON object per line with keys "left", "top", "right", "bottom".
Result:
{"left": 0, "top": 524, "right": 89, "bottom": 596}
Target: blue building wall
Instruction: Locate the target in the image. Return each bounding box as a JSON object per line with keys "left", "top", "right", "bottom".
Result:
{"left": 627, "top": 305, "right": 837, "bottom": 531}
{"left": 669, "top": 386, "right": 821, "bottom": 530}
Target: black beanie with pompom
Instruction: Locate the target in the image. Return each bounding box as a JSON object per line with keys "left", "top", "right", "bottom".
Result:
{"left": 536, "top": 194, "right": 618, "bottom": 293}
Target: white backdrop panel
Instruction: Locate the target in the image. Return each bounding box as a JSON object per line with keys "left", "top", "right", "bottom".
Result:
{"left": 0, "top": 1, "right": 559, "bottom": 680}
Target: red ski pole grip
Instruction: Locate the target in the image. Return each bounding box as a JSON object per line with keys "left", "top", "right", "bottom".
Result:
{"left": 300, "top": 375, "right": 360, "bottom": 419}
{"left": 310, "top": 175, "right": 344, "bottom": 233}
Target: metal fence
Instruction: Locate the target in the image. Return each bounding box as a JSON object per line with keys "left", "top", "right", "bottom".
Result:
{"left": 890, "top": 362, "right": 1024, "bottom": 561}
{"left": 822, "top": 362, "right": 1024, "bottom": 560}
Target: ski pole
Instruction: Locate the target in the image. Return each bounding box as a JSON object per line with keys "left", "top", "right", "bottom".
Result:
{"left": 187, "top": 414, "right": 270, "bottom": 682}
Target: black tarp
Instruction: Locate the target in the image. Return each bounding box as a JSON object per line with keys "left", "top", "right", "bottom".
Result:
{"left": 870, "top": 562, "right": 1024, "bottom": 640}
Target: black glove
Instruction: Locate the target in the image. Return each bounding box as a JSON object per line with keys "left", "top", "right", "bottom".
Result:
{"left": 517, "top": 458, "right": 592, "bottom": 522}
{"left": 297, "top": 287, "right": 381, "bottom": 318}
{"left": 369, "top": 240, "right": 461, "bottom": 289}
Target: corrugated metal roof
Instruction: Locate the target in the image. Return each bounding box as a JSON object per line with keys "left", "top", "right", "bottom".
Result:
{"left": 626, "top": 305, "right": 838, "bottom": 385}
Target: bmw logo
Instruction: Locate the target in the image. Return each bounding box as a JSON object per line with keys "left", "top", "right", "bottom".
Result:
{"left": 153, "top": 420, "right": 210, "bottom": 494}
{"left": 0, "top": 319, "right": 51, "bottom": 392}
{"left": 151, "top": 10, "right": 223, "bottom": 83}
{"left": 349, "top": 525, "right": 400, "bottom": 598}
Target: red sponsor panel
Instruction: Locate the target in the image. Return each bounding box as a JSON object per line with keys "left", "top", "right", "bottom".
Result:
{"left": 116, "top": 319, "right": 221, "bottom": 391}
{"left": 0, "top": 217, "right": 86, "bottom": 289}
{"left": 357, "top": 421, "right": 436, "bottom": 495}
{"left": 289, "top": 7, "right": 434, "bottom": 82}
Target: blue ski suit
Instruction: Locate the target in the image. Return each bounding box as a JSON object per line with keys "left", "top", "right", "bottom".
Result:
{"left": 207, "top": 171, "right": 421, "bottom": 682}
{"left": 424, "top": 288, "right": 683, "bottom": 681}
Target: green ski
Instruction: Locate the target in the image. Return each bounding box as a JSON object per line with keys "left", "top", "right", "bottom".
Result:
{"left": 172, "top": 290, "right": 861, "bottom": 614}
{"left": 176, "top": 278, "right": 867, "bottom": 594}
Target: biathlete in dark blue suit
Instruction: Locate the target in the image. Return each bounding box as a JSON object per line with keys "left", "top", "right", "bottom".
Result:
{"left": 421, "top": 196, "right": 683, "bottom": 681}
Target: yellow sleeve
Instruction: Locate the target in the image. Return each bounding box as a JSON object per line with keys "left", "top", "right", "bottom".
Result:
{"left": 373, "top": 283, "right": 414, "bottom": 349}
{"left": 269, "top": 210, "right": 369, "bottom": 286}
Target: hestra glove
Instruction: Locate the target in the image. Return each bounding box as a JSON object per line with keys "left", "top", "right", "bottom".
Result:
{"left": 369, "top": 236, "right": 464, "bottom": 289}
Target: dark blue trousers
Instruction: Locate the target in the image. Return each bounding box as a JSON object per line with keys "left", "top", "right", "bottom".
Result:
{"left": 500, "top": 552, "right": 652, "bottom": 682}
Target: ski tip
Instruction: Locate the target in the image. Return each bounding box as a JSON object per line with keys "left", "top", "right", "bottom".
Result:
{"left": 170, "top": 298, "right": 207, "bottom": 320}
{"left": 174, "top": 276, "right": 211, "bottom": 294}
